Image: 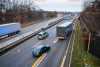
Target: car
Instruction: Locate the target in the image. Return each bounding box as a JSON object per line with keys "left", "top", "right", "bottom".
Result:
{"left": 37, "top": 31, "right": 48, "bottom": 40}
{"left": 32, "top": 45, "right": 50, "bottom": 57}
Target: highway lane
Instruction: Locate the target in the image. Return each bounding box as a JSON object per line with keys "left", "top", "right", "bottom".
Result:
{"left": 34, "top": 24, "right": 71, "bottom": 67}
{"left": 0, "top": 20, "right": 71, "bottom": 67}
{"left": 37, "top": 38, "right": 70, "bottom": 67}
{"left": 0, "top": 17, "right": 60, "bottom": 43}
{"left": 33, "top": 20, "right": 71, "bottom": 67}
{"left": 0, "top": 20, "right": 58, "bottom": 67}
{"left": 0, "top": 36, "right": 38, "bottom": 67}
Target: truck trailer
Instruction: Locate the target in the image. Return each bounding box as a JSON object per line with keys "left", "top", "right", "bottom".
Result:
{"left": 56, "top": 21, "right": 73, "bottom": 39}
{"left": 0, "top": 23, "right": 21, "bottom": 37}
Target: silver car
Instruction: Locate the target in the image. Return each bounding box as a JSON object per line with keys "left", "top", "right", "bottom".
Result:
{"left": 37, "top": 31, "right": 49, "bottom": 40}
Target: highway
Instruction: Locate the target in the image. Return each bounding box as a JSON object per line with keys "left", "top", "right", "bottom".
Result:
{"left": 0, "top": 20, "right": 71, "bottom": 67}
{"left": 0, "top": 17, "right": 61, "bottom": 43}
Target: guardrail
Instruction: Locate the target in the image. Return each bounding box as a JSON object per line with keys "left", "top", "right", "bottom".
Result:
{"left": 68, "top": 21, "right": 79, "bottom": 67}
{"left": 0, "top": 17, "right": 64, "bottom": 55}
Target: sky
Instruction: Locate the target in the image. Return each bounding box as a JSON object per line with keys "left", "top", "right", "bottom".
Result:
{"left": 34, "top": 0, "right": 84, "bottom": 12}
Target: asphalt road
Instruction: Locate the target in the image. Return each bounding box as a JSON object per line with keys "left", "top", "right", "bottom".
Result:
{"left": 0, "top": 17, "right": 60, "bottom": 43}
{"left": 0, "top": 20, "right": 71, "bottom": 67}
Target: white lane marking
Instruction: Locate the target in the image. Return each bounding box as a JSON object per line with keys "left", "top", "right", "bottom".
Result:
{"left": 68, "top": 22, "right": 77, "bottom": 67}
{"left": 68, "top": 32, "right": 75, "bottom": 67}
{"left": 60, "top": 32, "right": 73, "bottom": 67}
{"left": 32, "top": 54, "right": 47, "bottom": 67}
{"left": 53, "top": 38, "right": 58, "bottom": 44}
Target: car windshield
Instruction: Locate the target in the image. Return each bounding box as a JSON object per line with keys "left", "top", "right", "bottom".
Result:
{"left": 33, "top": 45, "right": 44, "bottom": 50}
{"left": 33, "top": 48, "right": 39, "bottom": 52}
{"left": 38, "top": 32, "right": 45, "bottom": 35}
{"left": 32, "top": 45, "right": 44, "bottom": 53}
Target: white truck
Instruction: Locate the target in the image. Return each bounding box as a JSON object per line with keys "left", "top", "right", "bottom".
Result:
{"left": 56, "top": 21, "right": 73, "bottom": 39}
{"left": 0, "top": 23, "right": 21, "bottom": 37}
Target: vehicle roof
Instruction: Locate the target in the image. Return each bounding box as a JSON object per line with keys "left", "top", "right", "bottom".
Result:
{"left": 33, "top": 45, "right": 47, "bottom": 49}
{"left": 57, "top": 22, "right": 72, "bottom": 27}
{"left": 0, "top": 23, "right": 20, "bottom": 26}
{"left": 38, "top": 31, "right": 46, "bottom": 35}
{"left": 32, "top": 45, "right": 50, "bottom": 52}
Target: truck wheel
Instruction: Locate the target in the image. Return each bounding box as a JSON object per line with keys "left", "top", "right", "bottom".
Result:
{"left": 15, "top": 31, "right": 20, "bottom": 34}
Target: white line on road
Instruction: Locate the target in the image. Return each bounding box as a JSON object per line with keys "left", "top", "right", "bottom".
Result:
{"left": 32, "top": 54, "right": 47, "bottom": 67}
{"left": 68, "top": 32, "right": 75, "bottom": 67}
{"left": 60, "top": 31, "right": 74, "bottom": 67}
{"left": 53, "top": 38, "right": 58, "bottom": 44}
{"left": 68, "top": 22, "right": 78, "bottom": 67}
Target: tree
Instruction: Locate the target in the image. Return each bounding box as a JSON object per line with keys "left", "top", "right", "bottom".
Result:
{"left": 80, "top": 0, "right": 100, "bottom": 33}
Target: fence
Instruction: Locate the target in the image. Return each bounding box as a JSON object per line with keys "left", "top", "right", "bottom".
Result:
{"left": 69, "top": 17, "right": 100, "bottom": 67}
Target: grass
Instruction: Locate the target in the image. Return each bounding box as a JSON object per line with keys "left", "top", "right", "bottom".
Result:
{"left": 71, "top": 22, "right": 100, "bottom": 67}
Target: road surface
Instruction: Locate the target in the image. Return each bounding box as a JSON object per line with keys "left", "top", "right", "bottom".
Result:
{"left": 0, "top": 17, "right": 61, "bottom": 43}
{"left": 0, "top": 20, "right": 71, "bottom": 67}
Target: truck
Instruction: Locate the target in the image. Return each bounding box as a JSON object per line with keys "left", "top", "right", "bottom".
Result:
{"left": 56, "top": 21, "right": 73, "bottom": 39}
{"left": 0, "top": 23, "right": 21, "bottom": 37}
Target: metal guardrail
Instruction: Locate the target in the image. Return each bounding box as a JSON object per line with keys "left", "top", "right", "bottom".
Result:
{"left": 68, "top": 21, "right": 79, "bottom": 67}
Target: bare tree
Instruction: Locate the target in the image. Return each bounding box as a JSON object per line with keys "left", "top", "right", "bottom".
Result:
{"left": 80, "top": 0, "right": 100, "bottom": 33}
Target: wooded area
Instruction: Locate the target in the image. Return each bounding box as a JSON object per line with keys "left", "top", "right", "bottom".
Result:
{"left": 0, "top": 0, "right": 57, "bottom": 24}
{"left": 79, "top": 0, "right": 100, "bottom": 33}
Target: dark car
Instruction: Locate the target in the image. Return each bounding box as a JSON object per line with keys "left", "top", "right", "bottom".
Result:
{"left": 32, "top": 45, "right": 50, "bottom": 57}
{"left": 37, "top": 31, "right": 48, "bottom": 40}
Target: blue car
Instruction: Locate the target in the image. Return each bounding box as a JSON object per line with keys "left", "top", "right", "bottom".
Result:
{"left": 32, "top": 45, "right": 50, "bottom": 57}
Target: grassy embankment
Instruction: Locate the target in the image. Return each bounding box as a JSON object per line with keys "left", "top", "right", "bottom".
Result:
{"left": 71, "top": 22, "right": 100, "bottom": 67}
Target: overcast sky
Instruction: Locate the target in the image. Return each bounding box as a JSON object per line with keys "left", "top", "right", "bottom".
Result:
{"left": 34, "top": 0, "right": 84, "bottom": 12}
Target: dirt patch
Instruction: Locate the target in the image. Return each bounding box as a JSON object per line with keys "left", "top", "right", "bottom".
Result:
{"left": 21, "top": 18, "right": 51, "bottom": 28}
